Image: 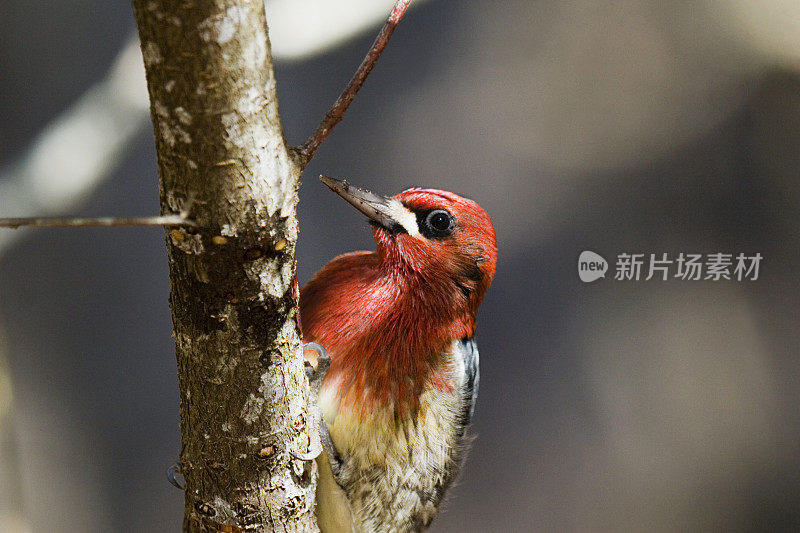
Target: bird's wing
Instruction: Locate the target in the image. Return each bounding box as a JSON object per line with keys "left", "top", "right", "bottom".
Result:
{"left": 455, "top": 337, "right": 480, "bottom": 431}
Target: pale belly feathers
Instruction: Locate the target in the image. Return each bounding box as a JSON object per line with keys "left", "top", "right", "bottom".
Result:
{"left": 315, "top": 338, "right": 479, "bottom": 533}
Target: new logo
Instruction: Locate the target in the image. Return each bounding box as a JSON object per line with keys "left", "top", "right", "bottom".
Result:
{"left": 578, "top": 250, "right": 608, "bottom": 282}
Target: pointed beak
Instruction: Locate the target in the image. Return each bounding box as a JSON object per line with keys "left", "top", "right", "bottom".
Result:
{"left": 320, "top": 175, "right": 405, "bottom": 233}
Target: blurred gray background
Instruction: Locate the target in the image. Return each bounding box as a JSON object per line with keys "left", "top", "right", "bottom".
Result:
{"left": 1, "top": 0, "right": 799, "bottom": 531}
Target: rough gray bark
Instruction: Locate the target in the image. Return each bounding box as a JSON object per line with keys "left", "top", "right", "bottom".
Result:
{"left": 132, "top": 1, "right": 316, "bottom": 530}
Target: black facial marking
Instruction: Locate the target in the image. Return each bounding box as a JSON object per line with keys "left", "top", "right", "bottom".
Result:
{"left": 415, "top": 209, "right": 456, "bottom": 239}
{"left": 369, "top": 220, "right": 407, "bottom": 235}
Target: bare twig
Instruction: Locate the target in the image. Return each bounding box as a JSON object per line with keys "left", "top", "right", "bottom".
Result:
{"left": 0, "top": 214, "right": 195, "bottom": 229}
{"left": 295, "top": 0, "right": 412, "bottom": 166}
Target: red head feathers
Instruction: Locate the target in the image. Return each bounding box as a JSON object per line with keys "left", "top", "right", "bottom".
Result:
{"left": 300, "top": 177, "right": 497, "bottom": 414}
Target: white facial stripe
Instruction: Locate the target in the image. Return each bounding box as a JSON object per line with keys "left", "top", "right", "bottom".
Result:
{"left": 387, "top": 199, "right": 421, "bottom": 237}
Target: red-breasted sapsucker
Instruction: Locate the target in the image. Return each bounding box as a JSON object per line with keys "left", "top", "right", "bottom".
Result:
{"left": 301, "top": 176, "right": 497, "bottom": 533}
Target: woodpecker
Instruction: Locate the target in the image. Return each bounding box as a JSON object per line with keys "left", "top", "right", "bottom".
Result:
{"left": 301, "top": 176, "right": 497, "bottom": 533}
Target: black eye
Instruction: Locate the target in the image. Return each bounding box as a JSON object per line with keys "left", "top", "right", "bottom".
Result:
{"left": 428, "top": 211, "right": 451, "bottom": 231}
{"left": 420, "top": 209, "right": 455, "bottom": 238}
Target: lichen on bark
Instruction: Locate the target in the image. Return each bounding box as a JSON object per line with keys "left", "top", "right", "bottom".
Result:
{"left": 132, "top": 0, "right": 318, "bottom": 530}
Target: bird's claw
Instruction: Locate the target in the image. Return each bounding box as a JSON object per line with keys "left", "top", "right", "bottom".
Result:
{"left": 290, "top": 446, "right": 322, "bottom": 461}
{"left": 303, "top": 342, "right": 331, "bottom": 394}
{"left": 290, "top": 418, "right": 343, "bottom": 481}
{"left": 300, "top": 342, "right": 343, "bottom": 478}
{"left": 166, "top": 462, "right": 185, "bottom": 490}
{"left": 318, "top": 417, "right": 343, "bottom": 478}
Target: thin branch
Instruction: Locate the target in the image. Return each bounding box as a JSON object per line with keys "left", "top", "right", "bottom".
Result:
{"left": 295, "top": 0, "right": 412, "bottom": 166}
{"left": 0, "top": 214, "right": 195, "bottom": 229}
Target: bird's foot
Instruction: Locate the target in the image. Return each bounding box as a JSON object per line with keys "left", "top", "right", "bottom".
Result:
{"left": 166, "top": 462, "right": 185, "bottom": 490}
{"left": 302, "top": 341, "right": 330, "bottom": 394}
{"left": 292, "top": 342, "right": 343, "bottom": 479}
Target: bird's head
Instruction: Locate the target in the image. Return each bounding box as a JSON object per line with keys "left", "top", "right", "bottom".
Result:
{"left": 320, "top": 176, "right": 497, "bottom": 311}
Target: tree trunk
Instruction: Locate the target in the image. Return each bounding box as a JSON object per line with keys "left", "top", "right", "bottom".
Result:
{"left": 132, "top": 1, "right": 316, "bottom": 530}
